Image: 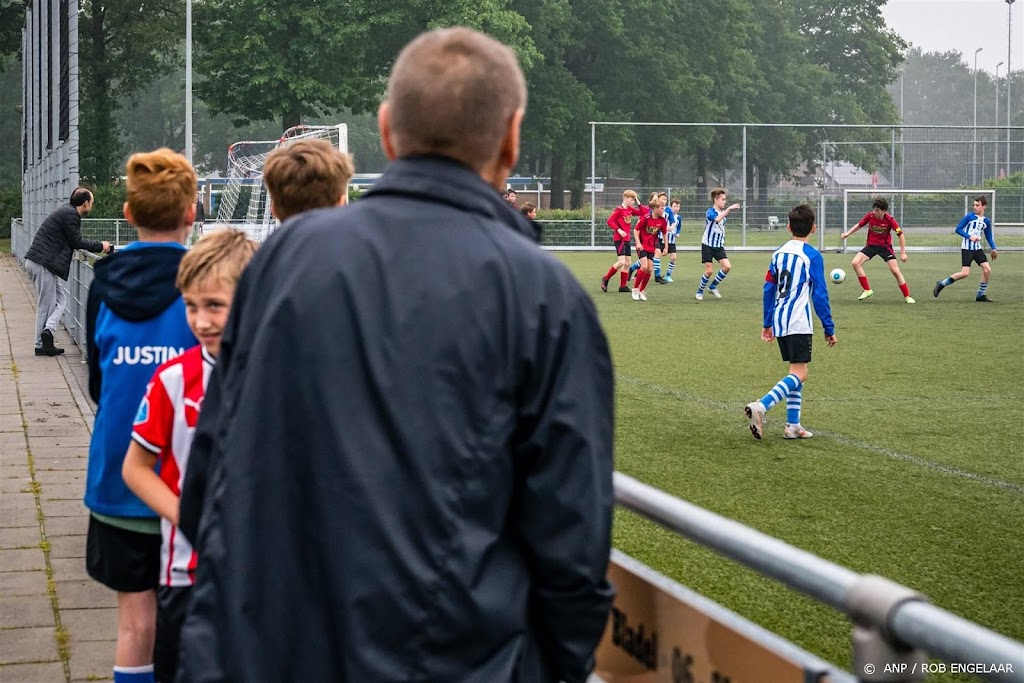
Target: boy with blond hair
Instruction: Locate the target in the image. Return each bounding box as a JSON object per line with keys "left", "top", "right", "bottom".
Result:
{"left": 631, "top": 196, "right": 668, "bottom": 301}
{"left": 263, "top": 138, "right": 354, "bottom": 222}
{"left": 84, "top": 149, "right": 201, "bottom": 683}
{"left": 601, "top": 189, "right": 644, "bottom": 292}
{"left": 122, "top": 229, "right": 257, "bottom": 683}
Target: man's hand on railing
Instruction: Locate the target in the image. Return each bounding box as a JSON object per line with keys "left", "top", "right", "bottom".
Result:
{"left": 101, "top": 240, "right": 111, "bottom": 253}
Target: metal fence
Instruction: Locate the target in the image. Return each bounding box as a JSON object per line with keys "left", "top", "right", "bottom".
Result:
{"left": 585, "top": 122, "right": 1024, "bottom": 252}
{"left": 540, "top": 188, "right": 1024, "bottom": 253}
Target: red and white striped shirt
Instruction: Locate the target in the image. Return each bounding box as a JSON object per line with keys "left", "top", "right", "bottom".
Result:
{"left": 131, "top": 345, "right": 214, "bottom": 587}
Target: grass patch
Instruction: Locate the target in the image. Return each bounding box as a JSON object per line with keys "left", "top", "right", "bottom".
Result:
{"left": 556, "top": 250, "right": 1024, "bottom": 680}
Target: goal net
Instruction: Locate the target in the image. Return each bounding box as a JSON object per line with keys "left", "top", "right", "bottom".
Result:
{"left": 213, "top": 124, "right": 348, "bottom": 241}
{"left": 828, "top": 189, "right": 1000, "bottom": 254}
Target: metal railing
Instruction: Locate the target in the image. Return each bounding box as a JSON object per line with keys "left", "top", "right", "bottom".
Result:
{"left": 615, "top": 472, "right": 1024, "bottom": 682}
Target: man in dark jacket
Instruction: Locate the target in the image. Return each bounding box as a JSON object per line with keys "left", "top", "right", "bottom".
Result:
{"left": 24, "top": 187, "right": 110, "bottom": 355}
{"left": 178, "top": 27, "right": 615, "bottom": 683}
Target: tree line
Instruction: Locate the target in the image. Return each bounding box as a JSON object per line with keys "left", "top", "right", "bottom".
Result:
{"left": 2, "top": 0, "right": 1020, "bottom": 215}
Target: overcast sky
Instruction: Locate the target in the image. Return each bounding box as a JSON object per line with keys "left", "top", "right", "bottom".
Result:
{"left": 881, "top": 0, "right": 1022, "bottom": 74}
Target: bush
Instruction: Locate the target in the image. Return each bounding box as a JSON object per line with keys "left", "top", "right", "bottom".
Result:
{"left": 89, "top": 183, "right": 127, "bottom": 219}
{"left": 0, "top": 186, "right": 19, "bottom": 238}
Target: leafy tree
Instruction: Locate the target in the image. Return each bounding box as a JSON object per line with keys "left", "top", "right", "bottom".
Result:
{"left": 0, "top": 61, "right": 21, "bottom": 186}
{"left": 0, "top": 0, "right": 25, "bottom": 66}
{"left": 194, "top": 0, "right": 535, "bottom": 132}
{"left": 78, "top": 0, "right": 183, "bottom": 182}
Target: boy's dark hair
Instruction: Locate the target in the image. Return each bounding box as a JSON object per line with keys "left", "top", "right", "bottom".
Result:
{"left": 710, "top": 187, "right": 726, "bottom": 201}
{"left": 975, "top": 195, "right": 988, "bottom": 207}
{"left": 872, "top": 197, "right": 889, "bottom": 212}
{"left": 788, "top": 204, "right": 815, "bottom": 237}
{"left": 520, "top": 202, "right": 536, "bottom": 215}
{"left": 70, "top": 187, "right": 92, "bottom": 206}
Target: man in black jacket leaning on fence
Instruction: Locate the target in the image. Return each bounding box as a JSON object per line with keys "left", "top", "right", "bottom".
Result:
{"left": 24, "top": 187, "right": 111, "bottom": 356}
{"left": 177, "top": 27, "right": 616, "bottom": 683}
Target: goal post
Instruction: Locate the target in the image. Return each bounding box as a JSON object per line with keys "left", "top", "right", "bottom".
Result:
{"left": 832, "top": 189, "right": 999, "bottom": 254}
{"left": 214, "top": 124, "right": 349, "bottom": 241}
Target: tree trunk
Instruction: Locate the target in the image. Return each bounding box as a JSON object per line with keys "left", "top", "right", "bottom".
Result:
{"left": 80, "top": 7, "right": 120, "bottom": 182}
{"left": 550, "top": 154, "right": 566, "bottom": 209}
{"left": 282, "top": 107, "right": 301, "bottom": 133}
{"left": 570, "top": 145, "right": 585, "bottom": 209}
{"left": 696, "top": 149, "right": 709, "bottom": 193}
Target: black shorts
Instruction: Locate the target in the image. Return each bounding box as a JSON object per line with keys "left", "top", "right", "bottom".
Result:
{"left": 666, "top": 244, "right": 677, "bottom": 254}
{"left": 701, "top": 244, "right": 728, "bottom": 263}
{"left": 655, "top": 239, "right": 665, "bottom": 252}
{"left": 638, "top": 249, "right": 655, "bottom": 260}
{"left": 860, "top": 244, "right": 896, "bottom": 261}
{"left": 961, "top": 249, "right": 988, "bottom": 267}
{"left": 155, "top": 585, "right": 192, "bottom": 683}
{"left": 615, "top": 239, "right": 631, "bottom": 257}
{"left": 777, "top": 334, "right": 813, "bottom": 364}
{"left": 86, "top": 515, "right": 161, "bottom": 592}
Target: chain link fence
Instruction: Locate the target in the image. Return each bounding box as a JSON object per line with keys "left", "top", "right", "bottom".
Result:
{"left": 585, "top": 123, "right": 1024, "bottom": 252}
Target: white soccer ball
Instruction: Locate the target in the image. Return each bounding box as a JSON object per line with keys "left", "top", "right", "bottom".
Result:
{"left": 830, "top": 268, "right": 846, "bottom": 284}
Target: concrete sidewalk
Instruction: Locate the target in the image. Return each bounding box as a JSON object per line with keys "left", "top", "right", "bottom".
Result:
{"left": 0, "top": 253, "right": 117, "bottom": 682}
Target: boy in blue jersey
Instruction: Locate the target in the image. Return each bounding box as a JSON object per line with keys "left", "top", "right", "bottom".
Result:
{"left": 85, "top": 149, "right": 199, "bottom": 683}
{"left": 653, "top": 194, "right": 679, "bottom": 284}
{"left": 933, "top": 196, "right": 999, "bottom": 302}
{"left": 663, "top": 198, "right": 682, "bottom": 282}
{"left": 745, "top": 204, "right": 837, "bottom": 440}
{"left": 696, "top": 187, "right": 741, "bottom": 300}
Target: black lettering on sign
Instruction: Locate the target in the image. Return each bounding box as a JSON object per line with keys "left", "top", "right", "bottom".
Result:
{"left": 610, "top": 607, "right": 658, "bottom": 670}
{"left": 671, "top": 647, "right": 694, "bottom": 683}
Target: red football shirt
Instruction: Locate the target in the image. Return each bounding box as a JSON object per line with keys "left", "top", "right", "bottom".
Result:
{"left": 607, "top": 205, "right": 644, "bottom": 241}
{"left": 857, "top": 212, "right": 902, "bottom": 248}
{"left": 635, "top": 215, "right": 667, "bottom": 253}
{"left": 131, "top": 345, "right": 214, "bottom": 587}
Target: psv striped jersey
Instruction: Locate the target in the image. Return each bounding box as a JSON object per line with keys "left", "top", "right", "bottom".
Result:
{"left": 131, "top": 345, "right": 215, "bottom": 587}
{"left": 702, "top": 207, "right": 727, "bottom": 248}
{"left": 763, "top": 240, "right": 835, "bottom": 338}
{"left": 954, "top": 213, "right": 996, "bottom": 251}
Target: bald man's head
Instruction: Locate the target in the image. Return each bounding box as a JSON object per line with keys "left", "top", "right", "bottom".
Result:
{"left": 382, "top": 27, "right": 527, "bottom": 172}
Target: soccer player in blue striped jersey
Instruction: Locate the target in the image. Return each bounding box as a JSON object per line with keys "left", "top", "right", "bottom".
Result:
{"left": 653, "top": 193, "right": 677, "bottom": 283}
{"left": 933, "top": 196, "right": 999, "bottom": 302}
{"left": 745, "top": 204, "right": 837, "bottom": 440}
{"left": 696, "top": 187, "right": 740, "bottom": 300}
{"left": 660, "top": 198, "right": 682, "bottom": 283}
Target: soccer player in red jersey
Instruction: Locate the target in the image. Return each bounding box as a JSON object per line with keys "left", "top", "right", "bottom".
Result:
{"left": 840, "top": 197, "right": 915, "bottom": 303}
{"left": 631, "top": 196, "right": 668, "bottom": 301}
{"left": 601, "top": 189, "right": 644, "bottom": 292}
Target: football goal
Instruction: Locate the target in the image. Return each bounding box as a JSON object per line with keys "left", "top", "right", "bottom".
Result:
{"left": 213, "top": 124, "right": 348, "bottom": 241}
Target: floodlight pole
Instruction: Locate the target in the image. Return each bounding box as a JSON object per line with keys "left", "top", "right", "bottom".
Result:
{"left": 996, "top": 61, "right": 1004, "bottom": 177}
{"left": 1008, "top": 0, "right": 1015, "bottom": 175}
{"left": 973, "top": 48, "right": 982, "bottom": 185}
{"left": 185, "top": 0, "right": 193, "bottom": 164}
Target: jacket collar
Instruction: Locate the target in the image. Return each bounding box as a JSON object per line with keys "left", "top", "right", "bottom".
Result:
{"left": 364, "top": 155, "right": 541, "bottom": 243}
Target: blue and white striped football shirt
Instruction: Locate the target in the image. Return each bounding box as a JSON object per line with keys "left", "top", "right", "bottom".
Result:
{"left": 665, "top": 207, "right": 680, "bottom": 245}
{"left": 954, "top": 213, "right": 996, "bottom": 251}
{"left": 763, "top": 240, "right": 834, "bottom": 338}
{"left": 702, "top": 207, "right": 726, "bottom": 248}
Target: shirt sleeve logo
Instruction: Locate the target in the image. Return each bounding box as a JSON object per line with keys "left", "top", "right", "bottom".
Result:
{"left": 133, "top": 397, "right": 150, "bottom": 426}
